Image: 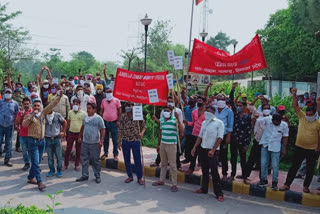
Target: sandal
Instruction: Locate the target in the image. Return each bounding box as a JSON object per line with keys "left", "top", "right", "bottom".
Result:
{"left": 193, "top": 189, "right": 207, "bottom": 194}
{"left": 236, "top": 175, "right": 244, "bottom": 179}
{"left": 27, "top": 179, "right": 37, "bottom": 185}
{"left": 279, "top": 185, "right": 290, "bottom": 191}
{"left": 125, "top": 178, "right": 134, "bottom": 183}
{"left": 152, "top": 181, "right": 165, "bottom": 186}
{"left": 138, "top": 179, "right": 145, "bottom": 185}
{"left": 303, "top": 187, "right": 310, "bottom": 193}
{"left": 149, "top": 163, "right": 159, "bottom": 167}
{"left": 227, "top": 176, "right": 234, "bottom": 181}
{"left": 38, "top": 183, "right": 46, "bottom": 191}
{"left": 244, "top": 179, "right": 251, "bottom": 185}
{"left": 100, "top": 154, "right": 107, "bottom": 160}
{"left": 217, "top": 196, "right": 224, "bottom": 202}
{"left": 171, "top": 185, "right": 178, "bottom": 192}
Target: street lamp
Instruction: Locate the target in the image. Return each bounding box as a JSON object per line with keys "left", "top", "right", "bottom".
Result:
{"left": 199, "top": 30, "right": 208, "bottom": 42}
{"left": 140, "top": 14, "right": 152, "bottom": 72}
{"left": 231, "top": 39, "right": 238, "bottom": 82}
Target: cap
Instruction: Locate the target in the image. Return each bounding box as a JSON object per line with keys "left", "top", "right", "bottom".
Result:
{"left": 105, "top": 87, "right": 112, "bottom": 92}
{"left": 74, "top": 76, "right": 79, "bottom": 80}
{"left": 84, "top": 82, "right": 90, "bottom": 86}
{"left": 263, "top": 95, "right": 270, "bottom": 101}
{"left": 277, "top": 105, "right": 286, "bottom": 111}
{"left": 4, "top": 88, "right": 12, "bottom": 93}
{"left": 254, "top": 92, "right": 261, "bottom": 97}
{"left": 241, "top": 94, "right": 247, "bottom": 98}
{"left": 43, "top": 80, "right": 49, "bottom": 84}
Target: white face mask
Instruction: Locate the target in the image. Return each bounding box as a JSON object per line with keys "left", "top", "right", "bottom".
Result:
{"left": 43, "top": 84, "right": 49, "bottom": 89}
{"left": 106, "top": 93, "right": 113, "bottom": 101}
{"left": 306, "top": 114, "right": 316, "bottom": 122}
{"left": 167, "top": 102, "right": 174, "bottom": 107}
{"left": 205, "top": 111, "right": 215, "bottom": 121}
{"left": 263, "top": 109, "right": 271, "bottom": 116}
{"left": 217, "top": 100, "right": 226, "bottom": 109}
{"left": 73, "top": 105, "right": 79, "bottom": 112}
{"left": 4, "top": 94, "right": 12, "bottom": 99}
{"left": 77, "top": 90, "right": 84, "bottom": 97}
{"left": 36, "top": 112, "right": 42, "bottom": 117}
{"left": 46, "top": 112, "right": 54, "bottom": 125}
{"left": 163, "top": 111, "right": 171, "bottom": 119}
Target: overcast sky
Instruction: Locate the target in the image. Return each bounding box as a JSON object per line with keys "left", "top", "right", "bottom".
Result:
{"left": 6, "top": 0, "right": 288, "bottom": 63}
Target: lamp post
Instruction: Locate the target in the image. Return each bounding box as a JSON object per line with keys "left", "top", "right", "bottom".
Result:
{"left": 199, "top": 30, "right": 208, "bottom": 42}
{"left": 231, "top": 39, "right": 238, "bottom": 82}
{"left": 140, "top": 14, "right": 152, "bottom": 72}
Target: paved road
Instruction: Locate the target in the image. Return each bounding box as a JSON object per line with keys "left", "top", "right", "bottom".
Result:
{"left": 0, "top": 151, "right": 319, "bottom": 214}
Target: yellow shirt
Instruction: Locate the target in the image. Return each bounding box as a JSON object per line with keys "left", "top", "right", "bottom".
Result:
{"left": 296, "top": 110, "right": 320, "bottom": 150}
{"left": 68, "top": 110, "right": 86, "bottom": 133}
{"left": 48, "top": 93, "right": 54, "bottom": 103}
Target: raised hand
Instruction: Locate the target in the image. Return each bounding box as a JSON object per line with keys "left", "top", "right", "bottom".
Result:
{"left": 232, "top": 82, "right": 238, "bottom": 90}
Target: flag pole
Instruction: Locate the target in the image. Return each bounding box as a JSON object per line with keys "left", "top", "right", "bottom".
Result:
{"left": 186, "top": 0, "right": 195, "bottom": 87}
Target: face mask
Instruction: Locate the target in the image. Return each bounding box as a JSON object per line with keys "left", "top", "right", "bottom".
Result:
{"left": 73, "top": 105, "right": 79, "bottom": 112}
{"left": 306, "top": 115, "right": 316, "bottom": 122}
{"left": 106, "top": 93, "right": 113, "bottom": 101}
{"left": 311, "top": 95, "right": 316, "bottom": 99}
{"left": 304, "top": 94, "right": 309, "bottom": 99}
{"left": 77, "top": 90, "right": 84, "bottom": 97}
{"left": 4, "top": 94, "right": 12, "bottom": 99}
{"left": 74, "top": 80, "right": 79, "bottom": 85}
{"left": 16, "top": 87, "right": 22, "bottom": 92}
{"left": 237, "top": 107, "right": 244, "bottom": 113}
{"left": 205, "top": 112, "right": 214, "bottom": 121}
{"left": 163, "top": 111, "right": 171, "bottom": 119}
{"left": 263, "top": 109, "right": 271, "bottom": 116}
{"left": 125, "top": 107, "right": 132, "bottom": 113}
{"left": 217, "top": 100, "right": 226, "bottom": 109}
{"left": 36, "top": 112, "right": 42, "bottom": 117}
{"left": 168, "top": 102, "right": 174, "bottom": 107}
{"left": 80, "top": 80, "right": 85, "bottom": 86}
{"left": 43, "top": 84, "right": 49, "bottom": 89}
{"left": 51, "top": 89, "right": 56, "bottom": 93}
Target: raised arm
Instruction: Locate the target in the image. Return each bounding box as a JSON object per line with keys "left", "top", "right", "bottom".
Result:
{"left": 103, "top": 64, "right": 107, "bottom": 81}
{"left": 229, "top": 82, "right": 238, "bottom": 112}
{"left": 42, "top": 90, "right": 63, "bottom": 116}
{"left": 45, "top": 66, "right": 53, "bottom": 85}
{"left": 7, "top": 69, "right": 12, "bottom": 89}
{"left": 39, "top": 66, "right": 46, "bottom": 87}
{"left": 291, "top": 88, "right": 300, "bottom": 113}
{"left": 204, "top": 82, "right": 213, "bottom": 98}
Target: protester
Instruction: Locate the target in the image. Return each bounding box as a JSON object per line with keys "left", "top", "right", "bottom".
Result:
{"left": 63, "top": 98, "right": 86, "bottom": 171}
{"left": 22, "top": 90, "right": 63, "bottom": 191}
{"left": 70, "top": 85, "right": 90, "bottom": 113}
{"left": 229, "top": 82, "right": 252, "bottom": 181}
{"left": 14, "top": 97, "right": 33, "bottom": 171}
{"left": 152, "top": 106, "right": 184, "bottom": 192}
{"left": 39, "top": 66, "right": 53, "bottom": 107}
{"left": 0, "top": 88, "right": 19, "bottom": 167}
{"left": 45, "top": 109, "right": 67, "bottom": 178}
{"left": 191, "top": 106, "right": 224, "bottom": 202}
{"left": 256, "top": 113, "right": 289, "bottom": 190}
{"left": 257, "top": 95, "right": 276, "bottom": 115}
{"left": 94, "top": 84, "right": 106, "bottom": 116}
{"left": 76, "top": 102, "right": 105, "bottom": 184}
{"left": 84, "top": 84, "right": 96, "bottom": 104}
{"left": 51, "top": 85, "right": 71, "bottom": 120}
{"left": 119, "top": 102, "right": 146, "bottom": 185}
{"left": 100, "top": 88, "right": 121, "bottom": 161}
{"left": 280, "top": 89, "right": 320, "bottom": 193}
{"left": 298, "top": 95, "right": 306, "bottom": 108}
{"left": 215, "top": 92, "right": 234, "bottom": 181}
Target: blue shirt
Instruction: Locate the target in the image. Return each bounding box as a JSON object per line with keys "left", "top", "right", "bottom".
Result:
{"left": 184, "top": 105, "right": 197, "bottom": 135}
{"left": 0, "top": 99, "right": 19, "bottom": 127}
{"left": 22, "top": 86, "right": 31, "bottom": 98}
{"left": 215, "top": 106, "right": 234, "bottom": 135}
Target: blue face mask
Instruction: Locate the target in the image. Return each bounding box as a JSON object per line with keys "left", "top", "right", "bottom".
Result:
{"left": 74, "top": 80, "right": 79, "bottom": 85}
{"left": 51, "top": 89, "right": 56, "bottom": 93}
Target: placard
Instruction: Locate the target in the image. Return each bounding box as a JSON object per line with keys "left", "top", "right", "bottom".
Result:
{"left": 52, "top": 78, "right": 59, "bottom": 85}
{"left": 133, "top": 106, "right": 143, "bottom": 121}
{"left": 174, "top": 56, "right": 183, "bottom": 70}
{"left": 166, "top": 73, "right": 174, "bottom": 89}
{"left": 167, "top": 50, "right": 175, "bottom": 65}
{"left": 148, "top": 89, "right": 159, "bottom": 103}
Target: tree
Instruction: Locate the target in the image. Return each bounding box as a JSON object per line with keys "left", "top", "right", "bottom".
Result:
{"left": 121, "top": 48, "right": 138, "bottom": 70}
{"left": 71, "top": 51, "right": 96, "bottom": 71}
{"left": 206, "top": 32, "right": 232, "bottom": 52}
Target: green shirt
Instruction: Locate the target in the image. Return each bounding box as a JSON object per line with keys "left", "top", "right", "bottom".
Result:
{"left": 160, "top": 116, "right": 177, "bottom": 144}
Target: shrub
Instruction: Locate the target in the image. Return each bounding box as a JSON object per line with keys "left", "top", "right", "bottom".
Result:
{"left": 0, "top": 204, "right": 47, "bottom": 214}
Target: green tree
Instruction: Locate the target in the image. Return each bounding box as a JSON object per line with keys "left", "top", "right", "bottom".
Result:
{"left": 292, "top": 0, "right": 320, "bottom": 33}
{"left": 206, "top": 32, "right": 232, "bottom": 52}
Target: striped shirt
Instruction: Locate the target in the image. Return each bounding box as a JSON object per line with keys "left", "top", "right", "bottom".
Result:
{"left": 160, "top": 116, "right": 178, "bottom": 144}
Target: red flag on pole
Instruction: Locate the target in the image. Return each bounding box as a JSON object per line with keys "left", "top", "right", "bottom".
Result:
{"left": 188, "top": 34, "right": 267, "bottom": 76}
{"left": 196, "top": 0, "right": 203, "bottom": 5}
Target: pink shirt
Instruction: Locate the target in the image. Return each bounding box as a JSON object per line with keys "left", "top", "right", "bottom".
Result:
{"left": 101, "top": 98, "right": 121, "bottom": 122}
{"left": 187, "top": 109, "right": 205, "bottom": 136}
{"left": 89, "top": 95, "right": 96, "bottom": 104}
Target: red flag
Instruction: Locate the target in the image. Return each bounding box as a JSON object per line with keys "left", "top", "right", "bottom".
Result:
{"left": 188, "top": 34, "right": 267, "bottom": 76}
{"left": 113, "top": 68, "right": 169, "bottom": 106}
{"left": 196, "top": 0, "right": 203, "bottom": 5}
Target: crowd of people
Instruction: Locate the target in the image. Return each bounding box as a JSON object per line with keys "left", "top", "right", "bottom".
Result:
{"left": 0, "top": 66, "right": 320, "bottom": 202}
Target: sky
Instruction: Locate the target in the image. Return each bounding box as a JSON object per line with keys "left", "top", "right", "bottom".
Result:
{"left": 6, "top": 0, "right": 289, "bottom": 63}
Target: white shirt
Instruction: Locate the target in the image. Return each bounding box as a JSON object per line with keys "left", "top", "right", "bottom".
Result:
{"left": 257, "top": 117, "right": 289, "bottom": 152}
{"left": 198, "top": 117, "right": 224, "bottom": 150}
{"left": 70, "top": 94, "right": 90, "bottom": 114}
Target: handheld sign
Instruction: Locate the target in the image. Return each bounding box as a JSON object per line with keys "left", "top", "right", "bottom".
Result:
{"left": 174, "top": 56, "right": 183, "bottom": 70}
{"left": 133, "top": 106, "right": 143, "bottom": 121}
{"left": 53, "top": 78, "right": 59, "bottom": 85}
{"left": 167, "top": 50, "right": 175, "bottom": 65}
{"left": 166, "top": 74, "right": 174, "bottom": 89}
{"left": 148, "top": 89, "right": 159, "bottom": 103}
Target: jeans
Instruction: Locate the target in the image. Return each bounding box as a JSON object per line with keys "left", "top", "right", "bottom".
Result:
{"left": 28, "top": 137, "right": 46, "bottom": 184}
{"left": 64, "top": 132, "right": 81, "bottom": 167}
{"left": 244, "top": 139, "right": 261, "bottom": 179}
{"left": 285, "top": 146, "right": 318, "bottom": 188}
{"left": 20, "top": 136, "right": 30, "bottom": 164}
{"left": 46, "top": 137, "right": 63, "bottom": 173}
{"left": 199, "top": 148, "right": 223, "bottom": 197}
{"left": 122, "top": 140, "right": 142, "bottom": 179}
{"left": 0, "top": 125, "right": 14, "bottom": 161}
{"left": 81, "top": 142, "right": 101, "bottom": 178}
{"left": 230, "top": 139, "right": 247, "bottom": 177}
{"left": 103, "top": 121, "right": 118, "bottom": 157}
{"left": 261, "top": 146, "right": 280, "bottom": 182}
{"left": 220, "top": 135, "right": 229, "bottom": 176}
